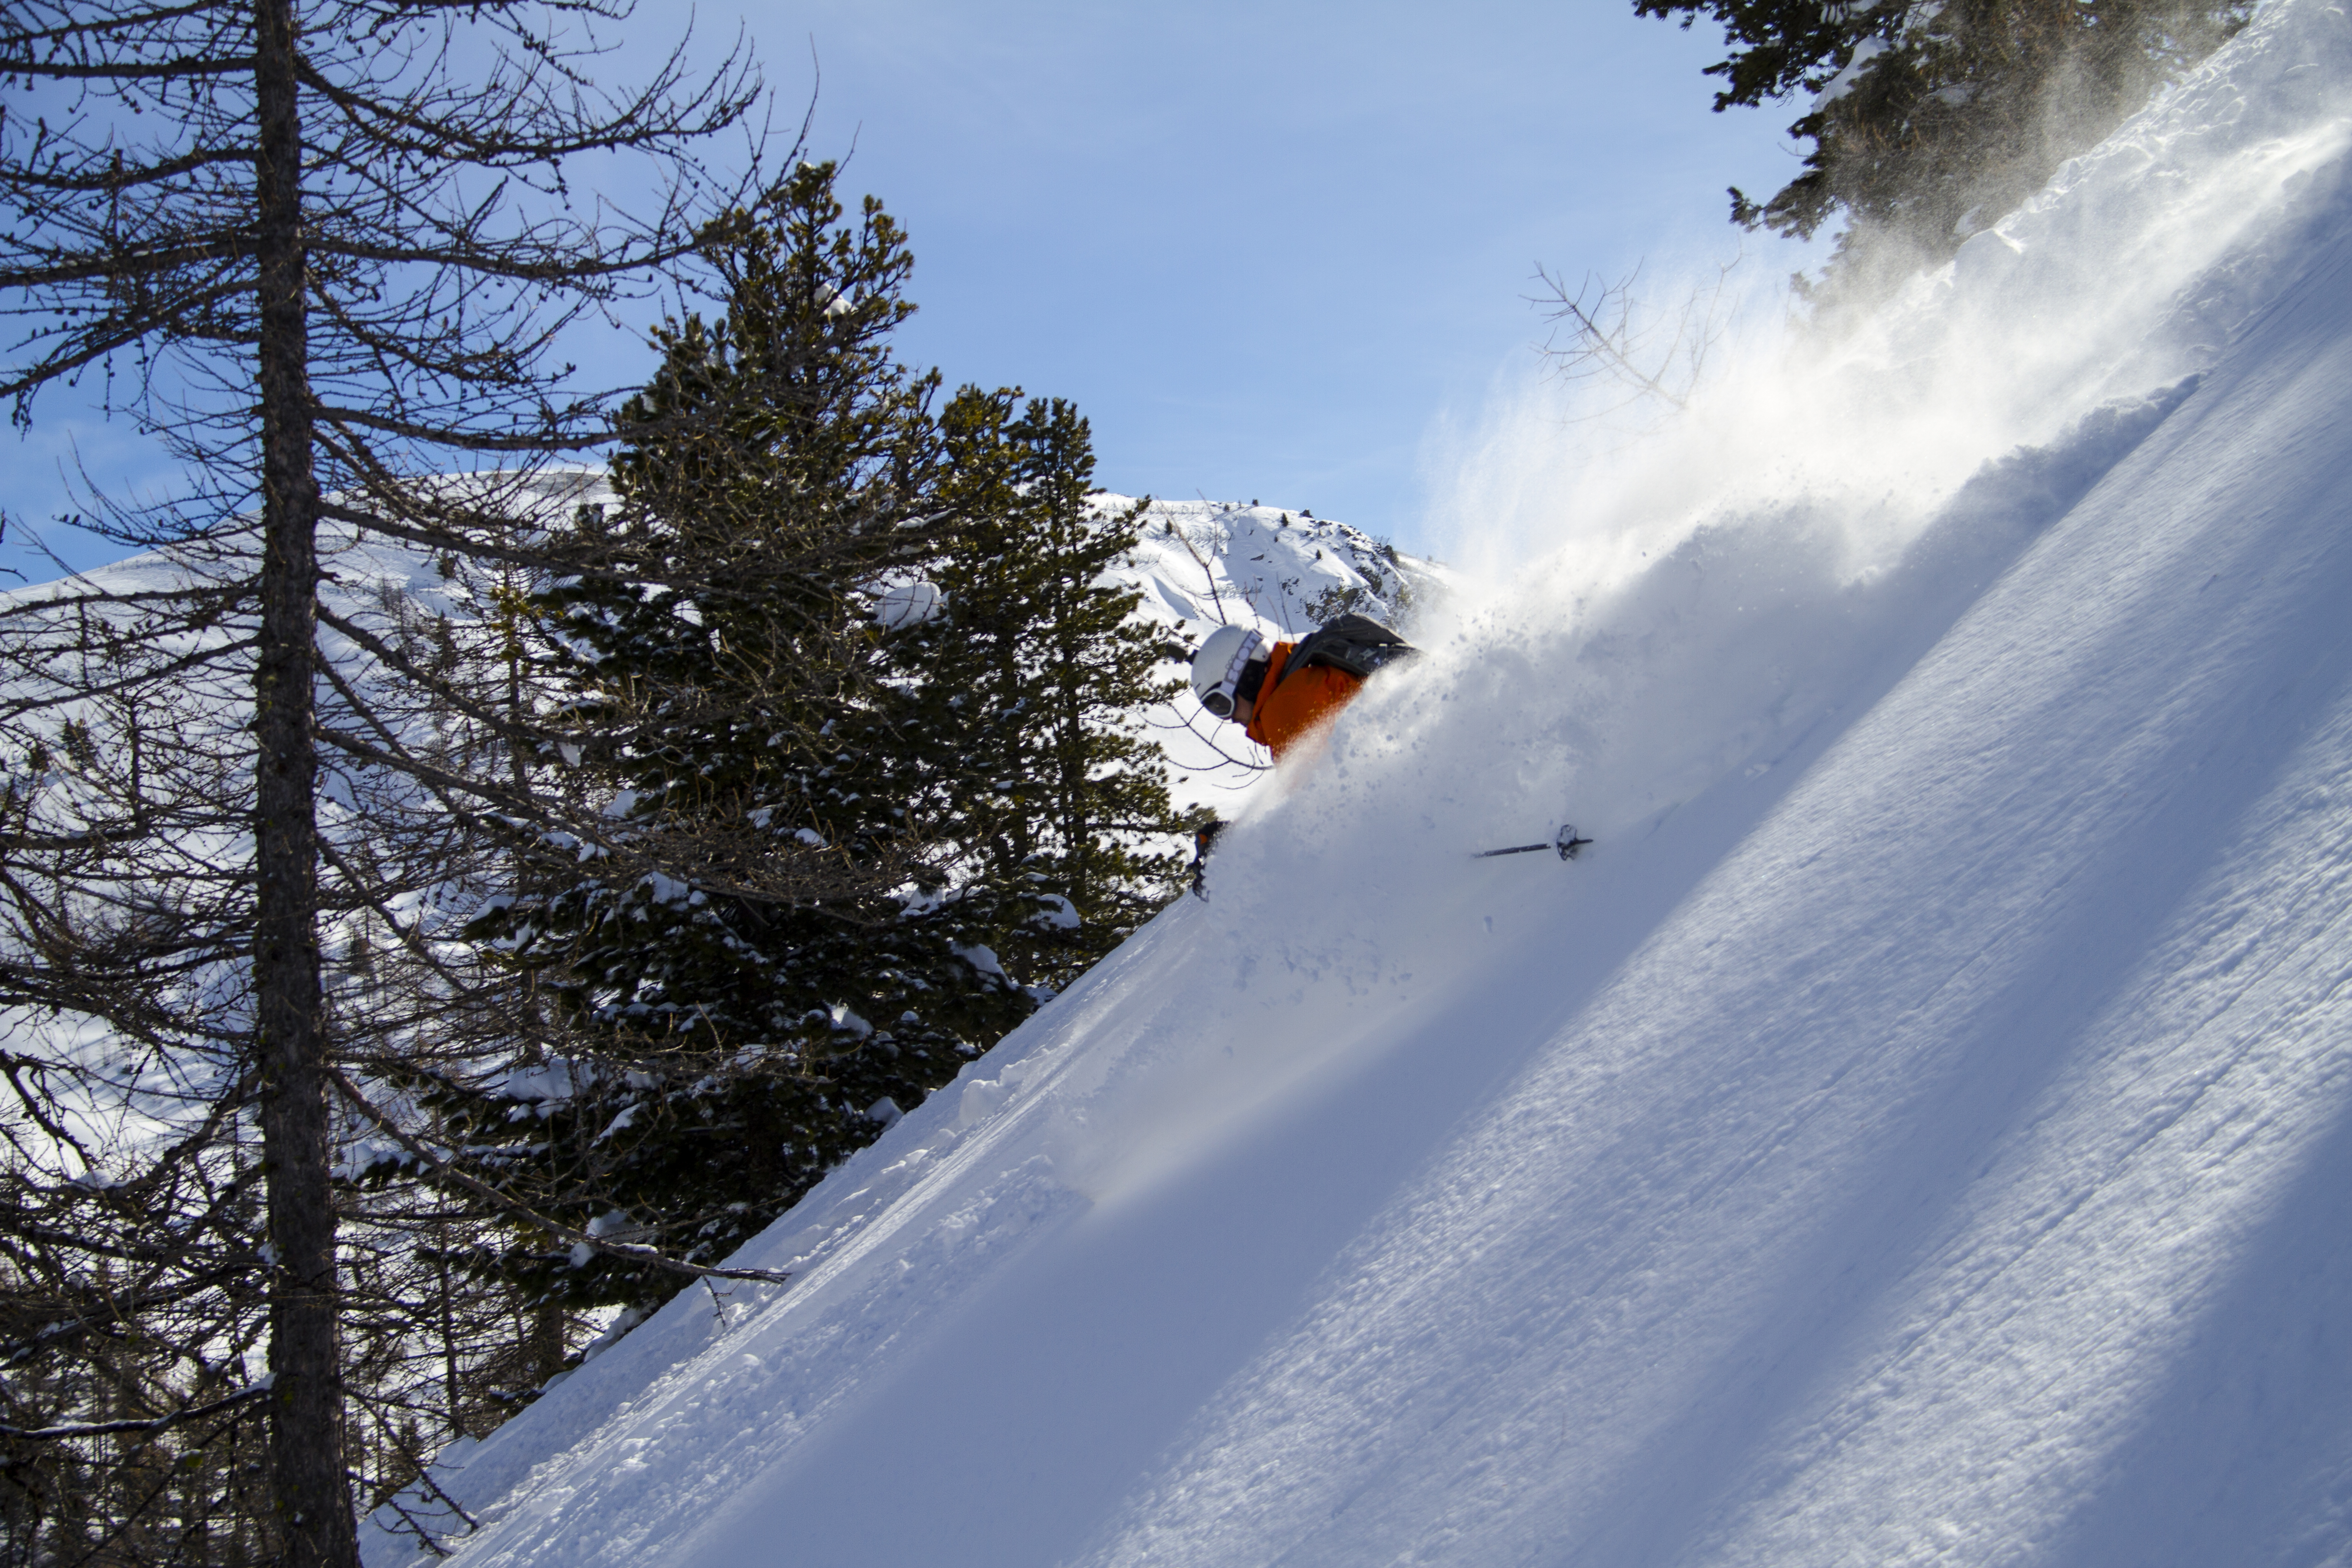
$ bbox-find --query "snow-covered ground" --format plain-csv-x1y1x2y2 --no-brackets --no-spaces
374,4,2352,1563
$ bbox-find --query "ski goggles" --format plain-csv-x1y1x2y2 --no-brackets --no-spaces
1197,630,1265,719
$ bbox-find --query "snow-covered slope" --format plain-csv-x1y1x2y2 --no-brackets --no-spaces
380,5,2352,1563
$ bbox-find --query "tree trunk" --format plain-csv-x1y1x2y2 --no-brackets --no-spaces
529,1300,568,1387
253,0,357,1561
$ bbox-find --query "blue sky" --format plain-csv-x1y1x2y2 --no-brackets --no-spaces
2,0,1817,579
769,0,1817,556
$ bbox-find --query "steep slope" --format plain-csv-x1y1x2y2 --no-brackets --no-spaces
381,5,2352,1564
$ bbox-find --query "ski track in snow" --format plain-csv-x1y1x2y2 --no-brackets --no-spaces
372,5,2352,1563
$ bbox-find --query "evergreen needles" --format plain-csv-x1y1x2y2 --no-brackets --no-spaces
1639,0,2255,292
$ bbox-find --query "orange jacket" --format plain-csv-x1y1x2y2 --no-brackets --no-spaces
1244,642,1365,760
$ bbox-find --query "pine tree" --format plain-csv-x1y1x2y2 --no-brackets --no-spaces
1638,0,2252,286
431,165,1040,1317
900,388,1195,993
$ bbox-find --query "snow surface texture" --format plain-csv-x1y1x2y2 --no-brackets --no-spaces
380,5,2352,1563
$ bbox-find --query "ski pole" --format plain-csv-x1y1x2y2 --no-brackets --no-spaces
1473,824,1592,862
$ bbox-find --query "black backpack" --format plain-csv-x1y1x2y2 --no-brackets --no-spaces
1284,612,1417,681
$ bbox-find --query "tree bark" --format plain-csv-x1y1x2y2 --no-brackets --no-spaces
252,0,357,1561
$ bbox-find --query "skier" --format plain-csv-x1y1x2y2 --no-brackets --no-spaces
1185,613,1417,896
1187,611,1417,762
1187,613,1586,894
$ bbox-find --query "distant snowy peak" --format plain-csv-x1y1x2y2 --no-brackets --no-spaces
1092,495,1448,648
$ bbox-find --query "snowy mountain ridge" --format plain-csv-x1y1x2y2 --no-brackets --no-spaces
369,3,2352,1563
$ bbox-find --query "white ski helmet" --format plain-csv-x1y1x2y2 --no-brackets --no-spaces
1190,625,1266,720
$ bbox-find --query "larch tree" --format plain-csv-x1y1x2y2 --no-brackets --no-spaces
0,2,760,1561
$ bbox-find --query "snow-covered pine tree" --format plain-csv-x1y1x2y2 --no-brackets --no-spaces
892,390,1196,994
1638,0,2251,288
420,165,1040,1317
